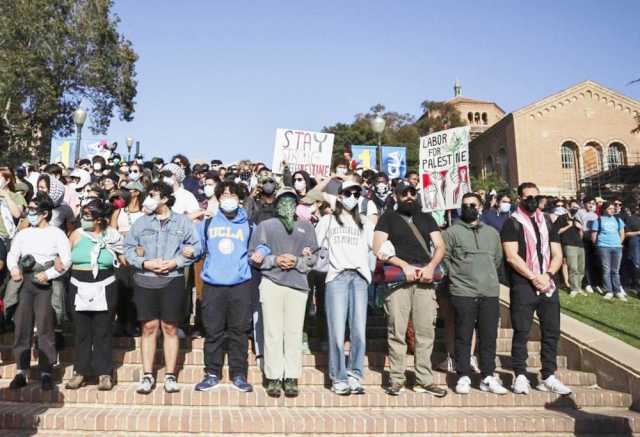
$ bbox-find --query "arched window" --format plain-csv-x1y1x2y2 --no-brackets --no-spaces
482,113,488,125
583,141,603,176
467,112,473,123
474,112,480,124
607,142,626,168
561,142,579,191
497,148,508,180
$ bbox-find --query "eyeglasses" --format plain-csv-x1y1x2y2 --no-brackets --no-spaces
342,191,361,199
614,202,622,206
401,189,417,198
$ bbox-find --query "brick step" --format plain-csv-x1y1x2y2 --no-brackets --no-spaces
0,403,637,434
0,363,597,387
0,382,629,409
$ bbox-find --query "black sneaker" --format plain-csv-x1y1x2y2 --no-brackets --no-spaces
384,382,405,396
414,383,447,397
265,379,282,398
41,374,53,391
9,373,27,390
283,378,299,398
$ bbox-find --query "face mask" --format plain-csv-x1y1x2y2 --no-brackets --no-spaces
336,167,348,176
499,202,511,214
142,196,160,214
569,207,579,215
521,196,539,214
93,163,102,171
204,185,216,198
553,207,567,216
81,219,96,231
112,197,126,209
163,176,175,187
113,159,121,165
460,204,479,223
397,199,416,216
588,205,597,212
294,180,306,193
27,213,40,227
262,182,276,195
220,197,239,213
129,171,141,181
341,195,358,211
356,169,363,176
276,197,297,234
375,183,389,197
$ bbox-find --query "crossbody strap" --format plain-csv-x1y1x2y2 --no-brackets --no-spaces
399,214,431,259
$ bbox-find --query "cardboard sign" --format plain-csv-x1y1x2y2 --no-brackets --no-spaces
272,129,334,179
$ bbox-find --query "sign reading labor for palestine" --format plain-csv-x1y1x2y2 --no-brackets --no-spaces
419,126,471,212
272,129,334,179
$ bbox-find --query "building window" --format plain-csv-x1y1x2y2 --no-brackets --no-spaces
583,141,603,176
467,112,473,123
474,112,480,124
561,144,575,169
607,142,626,168
561,142,578,192
497,148,508,180
482,112,488,125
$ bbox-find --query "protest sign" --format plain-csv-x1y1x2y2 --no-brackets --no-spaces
351,145,377,170
419,126,471,212
272,129,334,179
49,139,72,167
381,146,406,179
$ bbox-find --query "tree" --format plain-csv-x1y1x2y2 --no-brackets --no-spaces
0,0,138,167
323,100,464,172
470,171,511,194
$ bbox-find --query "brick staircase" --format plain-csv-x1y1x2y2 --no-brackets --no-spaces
0,312,638,436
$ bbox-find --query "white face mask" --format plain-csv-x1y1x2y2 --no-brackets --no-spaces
336,167,348,176
294,180,306,193
499,202,511,214
163,176,175,187
204,185,216,199
220,197,239,213
341,195,358,211
93,163,102,171
142,196,160,214
129,171,141,181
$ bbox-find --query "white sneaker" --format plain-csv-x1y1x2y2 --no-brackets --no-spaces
480,375,508,395
585,285,594,294
537,375,572,395
437,355,456,373
470,356,480,373
616,293,628,302
596,286,604,294
512,374,530,395
603,292,614,300
569,290,579,298
455,376,471,394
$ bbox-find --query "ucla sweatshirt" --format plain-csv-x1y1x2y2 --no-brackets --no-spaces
198,208,253,286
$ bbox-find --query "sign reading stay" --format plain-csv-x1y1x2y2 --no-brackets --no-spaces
272,129,334,179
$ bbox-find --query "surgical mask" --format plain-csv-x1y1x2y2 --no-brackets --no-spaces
521,196,539,214
81,219,96,231
499,202,511,214
336,167,348,176
93,163,102,171
262,182,276,195
27,213,40,227
204,185,216,198
163,176,175,187
113,159,121,165
129,171,141,181
220,197,239,213
588,205,596,212
553,207,567,216
142,196,159,214
294,180,306,193
341,195,358,211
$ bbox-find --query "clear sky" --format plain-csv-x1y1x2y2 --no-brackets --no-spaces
102,0,640,164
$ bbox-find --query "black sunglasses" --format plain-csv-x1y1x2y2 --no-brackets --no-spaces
342,191,361,199
401,189,417,197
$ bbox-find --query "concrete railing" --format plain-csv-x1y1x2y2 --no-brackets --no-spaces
498,286,640,411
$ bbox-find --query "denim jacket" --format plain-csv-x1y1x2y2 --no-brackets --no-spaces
124,212,202,277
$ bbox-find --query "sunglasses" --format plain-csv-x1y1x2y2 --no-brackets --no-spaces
342,191,361,199
401,189,417,197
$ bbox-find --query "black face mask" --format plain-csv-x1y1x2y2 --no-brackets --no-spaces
262,182,276,195
460,204,479,223
397,199,416,216
569,208,579,215
521,196,539,213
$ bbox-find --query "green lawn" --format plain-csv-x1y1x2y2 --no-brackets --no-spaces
559,289,640,349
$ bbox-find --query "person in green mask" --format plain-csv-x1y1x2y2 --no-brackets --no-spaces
249,187,318,399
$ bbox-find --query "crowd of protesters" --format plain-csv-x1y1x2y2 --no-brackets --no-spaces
0,148,634,399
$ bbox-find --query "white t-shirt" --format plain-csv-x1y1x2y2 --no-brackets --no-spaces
325,193,378,218
315,212,374,283
172,186,200,215
7,225,71,280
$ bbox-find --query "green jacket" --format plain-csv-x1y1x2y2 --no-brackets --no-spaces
442,220,503,298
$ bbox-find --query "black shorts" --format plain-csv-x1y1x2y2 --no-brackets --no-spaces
134,277,186,322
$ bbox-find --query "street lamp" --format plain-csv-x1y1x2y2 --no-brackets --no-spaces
73,106,87,164
126,136,134,162
370,115,386,171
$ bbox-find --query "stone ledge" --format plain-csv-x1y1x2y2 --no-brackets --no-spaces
499,285,640,411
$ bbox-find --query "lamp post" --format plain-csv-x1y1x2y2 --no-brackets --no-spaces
126,136,134,162
370,115,386,171
73,106,87,164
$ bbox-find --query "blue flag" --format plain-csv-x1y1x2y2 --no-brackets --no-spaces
381,146,406,179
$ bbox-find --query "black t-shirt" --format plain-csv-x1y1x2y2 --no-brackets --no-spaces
555,214,583,248
500,216,560,288
0,238,7,286
375,210,439,265
623,214,640,233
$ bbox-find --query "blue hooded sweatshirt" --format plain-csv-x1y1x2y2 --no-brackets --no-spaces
198,207,254,286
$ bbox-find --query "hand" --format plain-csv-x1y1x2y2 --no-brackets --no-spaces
250,252,265,264
135,246,145,257
182,245,195,259
532,273,551,291
302,247,312,257
276,254,296,270
418,264,435,283
143,259,165,273
159,259,178,273
574,221,582,230
402,264,417,283
34,272,48,283
54,256,65,273
10,268,22,282
204,210,214,219
331,172,345,181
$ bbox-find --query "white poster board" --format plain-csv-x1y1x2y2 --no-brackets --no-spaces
272,129,334,179
419,126,471,212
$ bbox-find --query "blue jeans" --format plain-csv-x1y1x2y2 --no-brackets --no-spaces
597,247,622,294
325,270,368,384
